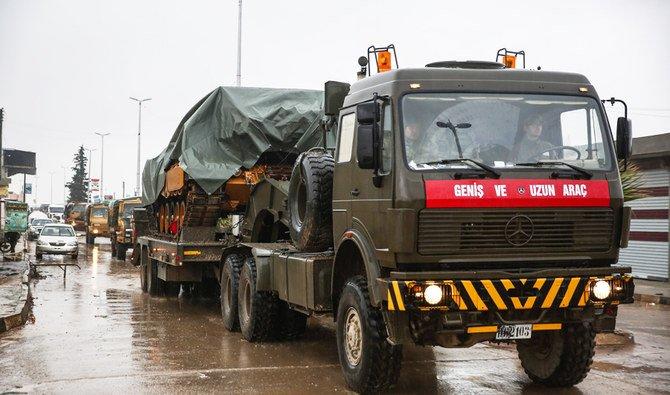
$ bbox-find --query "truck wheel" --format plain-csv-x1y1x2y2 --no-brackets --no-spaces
162,281,180,297
275,301,308,340
517,322,596,387
336,275,403,393
238,257,279,341
111,240,117,255
117,245,127,260
147,259,160,296
220,253,244,331
85,234,93,245
287,152,334,252
140,259,148,292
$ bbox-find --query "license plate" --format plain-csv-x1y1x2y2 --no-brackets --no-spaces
496,324,532,340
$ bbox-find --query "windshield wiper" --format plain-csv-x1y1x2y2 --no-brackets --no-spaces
417,158,501,179
515,161,593,179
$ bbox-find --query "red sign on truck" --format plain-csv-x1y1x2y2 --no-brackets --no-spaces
425,179,610,208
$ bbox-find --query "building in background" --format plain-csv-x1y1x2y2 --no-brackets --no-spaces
619,133,670,281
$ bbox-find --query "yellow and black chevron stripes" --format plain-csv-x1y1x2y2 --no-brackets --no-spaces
385,277,591,312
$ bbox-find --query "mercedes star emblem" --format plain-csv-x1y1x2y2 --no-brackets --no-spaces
504,215,534,246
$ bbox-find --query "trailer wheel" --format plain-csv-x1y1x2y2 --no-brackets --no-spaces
238,257,279,341
336,275,403,393
85,234,94,245
147,259,159,296
287,152,334,252
220,253,244,331
111,239,117,256
140,259,148,292
275,301,308,340
517,322,596,387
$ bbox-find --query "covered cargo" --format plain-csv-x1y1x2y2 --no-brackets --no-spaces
142,86,325,206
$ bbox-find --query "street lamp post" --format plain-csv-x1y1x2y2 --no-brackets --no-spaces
130,97,151,197
84,147,97,202
95,132,110,200
60,164,68,204
236,0,242,86
49,171,55,205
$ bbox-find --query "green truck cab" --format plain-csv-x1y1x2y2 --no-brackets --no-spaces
137,52,636,392
108,197,142,260
1,200,29,253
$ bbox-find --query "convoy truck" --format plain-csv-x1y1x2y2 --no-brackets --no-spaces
108,197,141,260
64,202,88,231
84,202,109,244
136,47,635,392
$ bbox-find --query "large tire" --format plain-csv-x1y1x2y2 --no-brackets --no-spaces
147,259,159,296
275,301,308,340
85,234,94,245
111,239,117,256
336,276,403,393
117,245,127,261
238,257,279,342
220,253,244,331
517,322,596,387
287,152,334,252
140,259,148,292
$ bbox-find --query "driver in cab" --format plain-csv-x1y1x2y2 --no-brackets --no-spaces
510,114,555,163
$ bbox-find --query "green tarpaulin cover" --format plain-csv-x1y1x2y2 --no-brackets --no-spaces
142,86,324,205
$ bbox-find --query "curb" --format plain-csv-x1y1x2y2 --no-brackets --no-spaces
634,292,670,305
0,269,33,333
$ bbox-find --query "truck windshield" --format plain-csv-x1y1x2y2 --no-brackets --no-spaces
92,207,108,218
49,206,64,213
402,93,611,170
123,204,141,218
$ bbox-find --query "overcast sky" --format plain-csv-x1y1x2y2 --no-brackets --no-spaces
1,0,668,205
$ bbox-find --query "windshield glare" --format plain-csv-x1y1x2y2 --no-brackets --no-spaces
402,93,611,170
123,204,140,217
41,226,75,237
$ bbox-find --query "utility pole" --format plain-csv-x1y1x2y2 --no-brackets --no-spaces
129,97,151,196
0,108,9,197
84,147,97,202
122,181,125,198
95,132,110,200
60,164,68,204
49,171,55,205
236,0,242,86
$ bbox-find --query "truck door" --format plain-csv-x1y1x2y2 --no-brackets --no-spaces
332,111,356,242
349,104,394,253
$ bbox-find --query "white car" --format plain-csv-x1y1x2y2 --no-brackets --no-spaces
36,224,79,259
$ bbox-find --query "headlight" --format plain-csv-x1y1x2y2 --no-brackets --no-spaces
37,240,48,245
592,280,612,300
424,284,444,305
93,229,98,234
67,241,78,246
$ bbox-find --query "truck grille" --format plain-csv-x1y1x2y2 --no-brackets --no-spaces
418,208,614,256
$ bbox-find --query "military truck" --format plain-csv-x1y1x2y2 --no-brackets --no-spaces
108,197,142,260
64,202,88,231
84,202,109,244
137,48,635,392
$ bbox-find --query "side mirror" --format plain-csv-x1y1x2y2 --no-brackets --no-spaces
324,81,350,116
356,124,375,169
616,117,633,161
356,102,380,124
355,101,381,170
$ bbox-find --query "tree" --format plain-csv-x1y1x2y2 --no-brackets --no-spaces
66,146,89,202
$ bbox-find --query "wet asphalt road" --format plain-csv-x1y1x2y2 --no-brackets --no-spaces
1,238,669,394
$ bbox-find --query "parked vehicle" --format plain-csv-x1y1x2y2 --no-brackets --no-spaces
135,46,636,392
65,202,88,231
108,197,142,260
27,218,54,240
47,205,65,222
35,223,78,259
84,203,109,244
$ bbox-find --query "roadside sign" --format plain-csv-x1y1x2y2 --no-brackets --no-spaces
24,183,32,194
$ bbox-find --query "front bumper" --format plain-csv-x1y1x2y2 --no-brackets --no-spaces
37,244,78,254
377,267,634,346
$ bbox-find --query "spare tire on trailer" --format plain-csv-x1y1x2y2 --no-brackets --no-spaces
287,151,334,252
